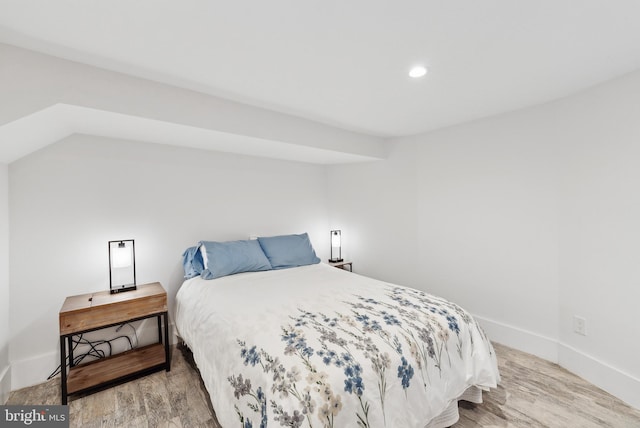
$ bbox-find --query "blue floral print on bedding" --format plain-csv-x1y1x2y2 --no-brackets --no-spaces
227,284,493,428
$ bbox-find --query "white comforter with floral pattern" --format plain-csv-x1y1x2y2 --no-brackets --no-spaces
175,263,499,428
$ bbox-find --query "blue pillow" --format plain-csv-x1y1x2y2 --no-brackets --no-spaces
181,246,204,279
199,239,272,280
257,233,320,269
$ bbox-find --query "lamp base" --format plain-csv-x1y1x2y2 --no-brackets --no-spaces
328,258,344,263
110,285,137,294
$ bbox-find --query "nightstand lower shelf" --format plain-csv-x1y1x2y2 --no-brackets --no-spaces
67,343,166,394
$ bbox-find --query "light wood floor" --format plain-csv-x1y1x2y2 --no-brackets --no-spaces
6,343,640,427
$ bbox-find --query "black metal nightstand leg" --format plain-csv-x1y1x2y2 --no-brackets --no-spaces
60,336,67,405
68,336,74,367
164,312,170,371
157,315,162,343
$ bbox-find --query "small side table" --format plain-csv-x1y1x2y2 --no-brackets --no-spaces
59,282,170,404
329,261,353,272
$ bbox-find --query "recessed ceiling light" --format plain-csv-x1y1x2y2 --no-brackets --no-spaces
409,65,428,78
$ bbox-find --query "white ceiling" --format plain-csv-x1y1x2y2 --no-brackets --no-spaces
1,1,640,138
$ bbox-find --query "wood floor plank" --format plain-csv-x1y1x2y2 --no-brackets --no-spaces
113,382,146,425
139,373,174,428
156,416,183,428
6,342,640,427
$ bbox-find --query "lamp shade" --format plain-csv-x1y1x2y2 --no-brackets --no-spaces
108,239,137,294
111,242,132,268
331,231,341,248
329,230,343,263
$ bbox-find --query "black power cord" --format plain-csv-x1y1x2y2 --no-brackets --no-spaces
48,322,138,380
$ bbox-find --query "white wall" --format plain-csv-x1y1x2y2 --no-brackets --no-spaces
327,142,420,287
8,135,329,389
0,162,10,403
556,71,640,403
329,107,561,359
412,110,561,355
328,70,640,409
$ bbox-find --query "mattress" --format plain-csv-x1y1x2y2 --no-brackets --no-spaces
176,263,499,427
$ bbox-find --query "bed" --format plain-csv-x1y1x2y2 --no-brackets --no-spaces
175,235,500,428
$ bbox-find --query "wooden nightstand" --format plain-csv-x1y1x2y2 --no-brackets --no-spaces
329,261,353,272
59,282,170,404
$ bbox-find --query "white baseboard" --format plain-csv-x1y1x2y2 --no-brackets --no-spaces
473,314,559,363
10,321,179,391
11,351,58,392
559,343,640,410
0,363,10,404
474,314,640,411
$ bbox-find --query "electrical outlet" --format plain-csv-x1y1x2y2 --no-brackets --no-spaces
573,315,587,336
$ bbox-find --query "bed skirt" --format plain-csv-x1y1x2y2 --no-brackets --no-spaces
425,386,484,428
